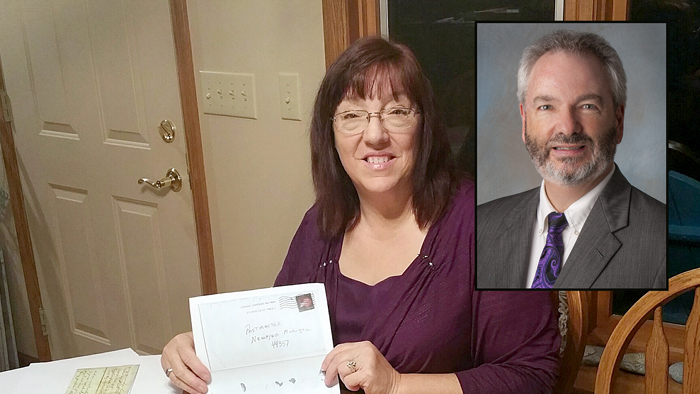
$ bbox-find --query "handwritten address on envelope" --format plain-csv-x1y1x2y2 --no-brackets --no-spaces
190,283,336,394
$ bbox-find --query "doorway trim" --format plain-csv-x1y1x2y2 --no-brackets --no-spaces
169,0,217,295
564,0,629,20
322,0,380,68
0,61,52,362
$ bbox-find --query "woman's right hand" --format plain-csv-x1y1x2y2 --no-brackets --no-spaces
161,332,211,394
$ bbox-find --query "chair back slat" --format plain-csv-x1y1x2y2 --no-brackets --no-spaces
645,307,668,394
683,288,700,394
595,268,700,394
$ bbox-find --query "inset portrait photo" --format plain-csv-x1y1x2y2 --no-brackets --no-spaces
476,23,667,290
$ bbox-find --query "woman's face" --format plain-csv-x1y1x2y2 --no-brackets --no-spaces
333,92,419,199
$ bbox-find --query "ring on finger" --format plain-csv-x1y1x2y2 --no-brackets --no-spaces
165,367,174,378
346,360,357,373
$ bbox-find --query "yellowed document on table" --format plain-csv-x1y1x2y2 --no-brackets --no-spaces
64,365,139,394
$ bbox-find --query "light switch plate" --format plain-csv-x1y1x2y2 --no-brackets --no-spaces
278,73,301,121
200,71,257,119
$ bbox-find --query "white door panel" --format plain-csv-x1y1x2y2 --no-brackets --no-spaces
0,0,201,358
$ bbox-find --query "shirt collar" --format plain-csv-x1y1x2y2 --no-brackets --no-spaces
536,164,616,234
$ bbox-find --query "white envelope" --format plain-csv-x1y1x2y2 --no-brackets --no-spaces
190,283,337,394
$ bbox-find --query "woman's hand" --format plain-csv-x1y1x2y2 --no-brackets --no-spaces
160,332,211,394
321,341,401,394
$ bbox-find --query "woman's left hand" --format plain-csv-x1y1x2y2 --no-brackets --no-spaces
321,341,401,394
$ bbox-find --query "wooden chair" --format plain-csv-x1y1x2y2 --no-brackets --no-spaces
554,291,590,394
595,268,700,394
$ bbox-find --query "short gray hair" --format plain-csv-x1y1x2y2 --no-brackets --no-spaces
517,30,627,108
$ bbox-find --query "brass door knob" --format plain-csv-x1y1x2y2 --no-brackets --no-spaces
138,168,182,192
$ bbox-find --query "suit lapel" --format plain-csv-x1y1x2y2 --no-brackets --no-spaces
553,204,621,288
554,167,632,288
496,188,538,287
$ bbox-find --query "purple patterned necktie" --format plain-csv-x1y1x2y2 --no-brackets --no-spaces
531,212,568,289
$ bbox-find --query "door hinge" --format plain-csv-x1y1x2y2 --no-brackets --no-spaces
39,307,48,336
0,89,12,123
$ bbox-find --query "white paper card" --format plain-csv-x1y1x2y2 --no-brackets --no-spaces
131,355,182,394
190,284,336,394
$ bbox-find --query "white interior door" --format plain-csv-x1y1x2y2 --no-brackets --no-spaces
0,0,202,358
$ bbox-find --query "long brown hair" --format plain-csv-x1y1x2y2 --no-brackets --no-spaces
310,36,459,238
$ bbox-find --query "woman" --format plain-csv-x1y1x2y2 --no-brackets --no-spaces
162,37,560,394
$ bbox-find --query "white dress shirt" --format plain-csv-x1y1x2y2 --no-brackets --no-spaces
526,164,617,287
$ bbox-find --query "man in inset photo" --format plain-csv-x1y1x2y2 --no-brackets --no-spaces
476,24,666,289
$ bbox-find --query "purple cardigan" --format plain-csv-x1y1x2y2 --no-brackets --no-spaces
275,181,560,393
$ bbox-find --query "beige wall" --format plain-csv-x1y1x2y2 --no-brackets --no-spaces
188,0,325,292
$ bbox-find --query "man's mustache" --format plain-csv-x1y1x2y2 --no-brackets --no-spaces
546,133,593,149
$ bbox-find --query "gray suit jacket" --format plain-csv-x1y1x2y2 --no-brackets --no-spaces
476,167,667,289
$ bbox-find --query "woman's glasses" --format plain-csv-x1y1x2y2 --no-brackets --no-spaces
332,107,419,135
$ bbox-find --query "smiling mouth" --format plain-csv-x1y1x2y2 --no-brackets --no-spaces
365,156,394,163
553,146,585,151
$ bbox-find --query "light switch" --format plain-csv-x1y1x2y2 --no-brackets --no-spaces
232,73,257,119
200,71,221,114
278,73,301,121
200,71,257,119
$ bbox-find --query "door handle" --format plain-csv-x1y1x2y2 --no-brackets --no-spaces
138,168,182,192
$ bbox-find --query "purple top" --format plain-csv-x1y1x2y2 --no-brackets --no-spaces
275,181,560,393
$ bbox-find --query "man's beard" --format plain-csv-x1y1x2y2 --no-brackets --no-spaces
524,123,618,187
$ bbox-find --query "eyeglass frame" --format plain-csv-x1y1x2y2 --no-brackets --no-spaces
331,107,421,135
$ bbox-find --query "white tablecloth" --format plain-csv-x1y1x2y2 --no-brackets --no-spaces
0,348,182,394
